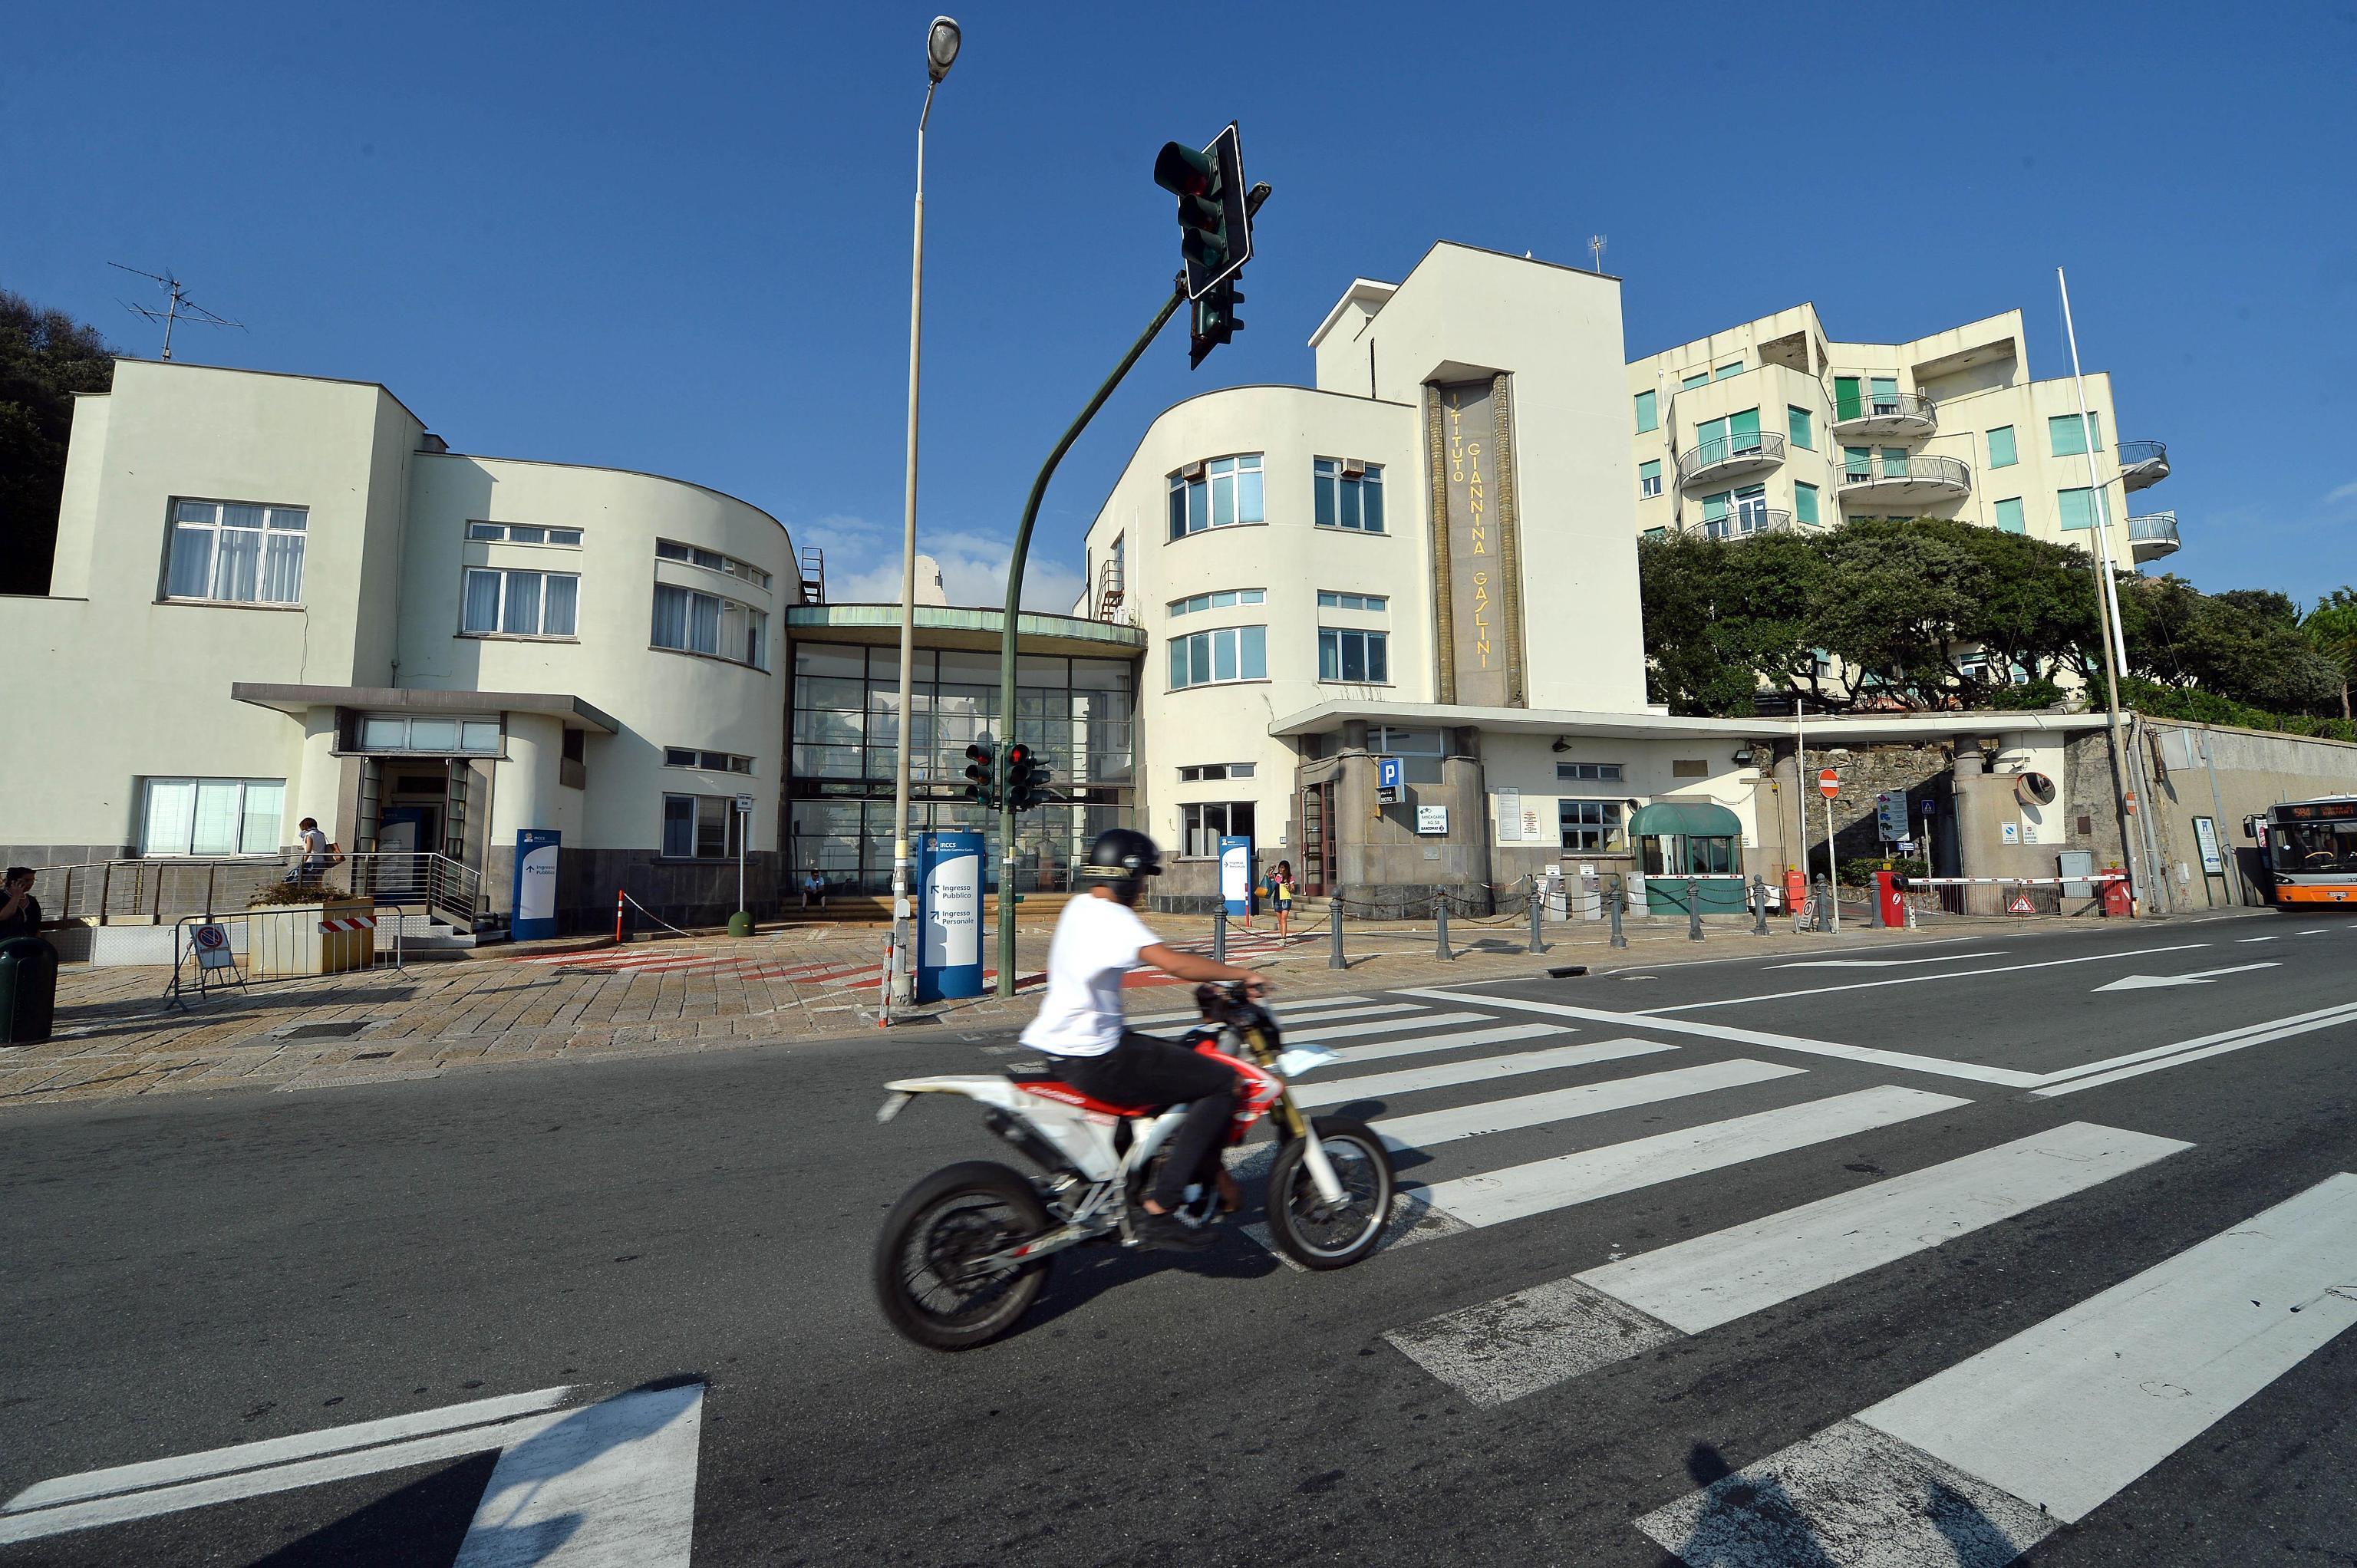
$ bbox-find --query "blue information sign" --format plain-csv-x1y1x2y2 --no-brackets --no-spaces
1218,835,1254,918
916,831,984,1002
512,828,561,942
1376,756,1403,803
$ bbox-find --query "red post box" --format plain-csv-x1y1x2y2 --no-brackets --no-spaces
2099,873,2133,917
1874,870,1907,927
1783,866,1807,911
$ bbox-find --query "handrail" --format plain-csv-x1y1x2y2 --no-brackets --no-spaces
2128,511,2180,544
1831,389,1936,426
1836,452,1970,489
2118,439,2168,467
21,848,483,930
1690,508,1795,539
1676,430,1787,483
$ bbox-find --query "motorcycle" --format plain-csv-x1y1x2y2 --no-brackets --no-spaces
872,983,1395,1351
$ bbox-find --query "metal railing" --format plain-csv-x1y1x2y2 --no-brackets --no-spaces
25,849,483,930
336,852,484,929
1676,430,1787,485
1836,452,1971,491
2128,511,2181,546
1692,507,1794,540
2118,440,2170,489
1832,390,1937,427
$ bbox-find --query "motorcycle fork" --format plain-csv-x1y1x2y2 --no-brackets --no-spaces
1242,1023,1348,1209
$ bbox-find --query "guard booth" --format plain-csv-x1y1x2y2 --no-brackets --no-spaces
1630,800,1748,914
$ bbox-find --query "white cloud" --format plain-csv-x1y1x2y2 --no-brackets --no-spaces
2327,480,2357,506
795,515,1084,614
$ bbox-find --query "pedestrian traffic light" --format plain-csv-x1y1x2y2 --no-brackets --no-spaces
964,741,998,810
1005,744,1053,812
1153,123,1251,302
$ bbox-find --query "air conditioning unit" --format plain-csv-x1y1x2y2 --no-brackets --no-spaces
1179,460,1206,481
1340,458,1368,479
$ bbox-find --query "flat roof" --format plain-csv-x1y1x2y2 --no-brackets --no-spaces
1268,698,2108,742
785,604,1146,659
231,684,619,733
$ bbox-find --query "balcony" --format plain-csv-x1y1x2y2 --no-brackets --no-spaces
1837,451,1972,506
1830,389,1937,441
2118,439,2170,492
1678,430,1786,489
2129,510,2181,564
1683,508,1794,541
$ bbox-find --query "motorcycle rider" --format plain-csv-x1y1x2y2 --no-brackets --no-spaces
1021,828,1268,1251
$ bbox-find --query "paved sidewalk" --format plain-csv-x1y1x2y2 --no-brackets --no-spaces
1,906,2072,1111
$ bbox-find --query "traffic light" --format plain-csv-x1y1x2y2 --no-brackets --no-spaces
964,741,998,810
1153,123,1251,302
1005,744,1054,813
1189,278,1242,370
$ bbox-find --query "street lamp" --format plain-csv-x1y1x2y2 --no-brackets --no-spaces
888,16,960,1018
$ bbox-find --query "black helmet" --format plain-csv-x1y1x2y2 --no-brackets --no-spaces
1080,828,1162,901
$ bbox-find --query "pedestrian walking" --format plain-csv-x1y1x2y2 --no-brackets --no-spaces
295,818,336,884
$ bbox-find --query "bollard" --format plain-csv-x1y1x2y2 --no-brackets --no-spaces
1812,874,1831,933
1609,880,1629,949
1527,875,1546,955
1329,898,1347,970
1686,878,1704,941
1212,905,1226,965
1434,892,1452,960
614,888,626,944
1864,873,1881,929
1751,875,1770,936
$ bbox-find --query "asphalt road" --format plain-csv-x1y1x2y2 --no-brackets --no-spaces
4,908,2355,1566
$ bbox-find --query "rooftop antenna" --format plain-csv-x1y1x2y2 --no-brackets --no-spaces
108,263,243,361
1589,235,1607,272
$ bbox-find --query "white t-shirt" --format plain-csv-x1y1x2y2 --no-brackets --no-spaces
1019,894,1159,1057
300,826,328,860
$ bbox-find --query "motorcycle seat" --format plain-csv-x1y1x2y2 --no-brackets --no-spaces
1008,1072,1157,1118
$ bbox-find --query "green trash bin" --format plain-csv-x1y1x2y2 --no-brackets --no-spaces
0,936,59,1044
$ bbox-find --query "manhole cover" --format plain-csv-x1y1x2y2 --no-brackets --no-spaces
282,1021,371,1040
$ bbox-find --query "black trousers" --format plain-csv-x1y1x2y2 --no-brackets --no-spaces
1053,1033,1238,1209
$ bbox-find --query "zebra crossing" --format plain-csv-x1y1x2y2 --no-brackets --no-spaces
1172,986,2357,1567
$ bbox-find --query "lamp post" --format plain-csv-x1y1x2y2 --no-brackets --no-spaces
886,16,961,1018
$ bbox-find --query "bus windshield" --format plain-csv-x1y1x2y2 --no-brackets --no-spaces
2270,819,2357,873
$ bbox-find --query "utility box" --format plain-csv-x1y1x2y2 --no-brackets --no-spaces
2057,851,2096,901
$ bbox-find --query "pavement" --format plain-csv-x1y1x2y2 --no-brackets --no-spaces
5,904,2355,1564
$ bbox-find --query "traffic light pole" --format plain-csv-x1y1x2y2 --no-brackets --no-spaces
995,274,1188,996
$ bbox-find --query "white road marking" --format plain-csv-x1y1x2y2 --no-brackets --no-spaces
2237,935,2280,943
5,1386,574,1510
1294,1038,1678,1108
1387,1278,1681,1407
2092,961,2280,992
1330,1022,1567,1066
1771,950,2005,970
1401,990,2045,1088
1637,944,2211,1013
2033,1000,2357,1097
455,1382,703,1567
1419,1086,1969,1230
1374,1059,1805,1150
2299,927,2330,934
1285,1010,1495,1043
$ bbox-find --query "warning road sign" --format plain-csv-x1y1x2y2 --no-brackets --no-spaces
2007,894,2037,915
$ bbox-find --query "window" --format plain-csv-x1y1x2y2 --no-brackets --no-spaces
662,793,743,859
463,568,579,636
165,499,306,604
1693,408,1762,468
664,747,754,774
467,522,582,546
1869,376,1900,415
1317,627,1389,683
1181,801,1255,858
1642,526,1668,542
653,584,768,667
1370,724,1445,785
1881,446,1910,476
1168,454,1264,539
1168,624,1268,689
1714,361,1742,380
356,713,503,753
1178,763,1255,782
1633,390,1658,433
1313,458,1385,533
1559,799,1625,853
1795,482,1821,526
1639,459,1663,499
2058,486,2105,532
1986,426,2018,468
139,777,286,857
1316,591,1387,611
1834,377,1864,421
1680,371,1709,391
655,539,770,588
2049,412,2103,457
1993,497,2026,534
1788,405,1813,450
1672,759,1709,778
1844,446,1871,481
1169,588,1265,617
1556,762,1625,782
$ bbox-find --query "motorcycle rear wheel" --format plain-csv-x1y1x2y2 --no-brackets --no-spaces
1264,1118,1393,1270
873,1160,1051,1351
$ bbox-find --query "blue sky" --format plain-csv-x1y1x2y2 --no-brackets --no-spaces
9,2,2355,609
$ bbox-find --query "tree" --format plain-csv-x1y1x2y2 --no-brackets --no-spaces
2305,588,2357,721
2116,575,2339,713
0,292,117,597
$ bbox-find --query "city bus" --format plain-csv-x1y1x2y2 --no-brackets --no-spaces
2252,796,2357,908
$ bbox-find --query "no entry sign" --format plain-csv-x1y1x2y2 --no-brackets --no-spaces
1818,768,1841,798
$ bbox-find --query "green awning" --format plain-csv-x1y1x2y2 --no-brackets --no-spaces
1627,800,1741,838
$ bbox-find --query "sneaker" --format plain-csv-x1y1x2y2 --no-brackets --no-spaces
1134,1211,1213,1252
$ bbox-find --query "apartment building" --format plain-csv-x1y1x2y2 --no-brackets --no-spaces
1626,305,2177,568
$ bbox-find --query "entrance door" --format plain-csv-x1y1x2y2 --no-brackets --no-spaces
376,806,436,898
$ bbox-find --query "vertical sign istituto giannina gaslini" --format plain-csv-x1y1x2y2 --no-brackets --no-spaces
1426,376,1527,708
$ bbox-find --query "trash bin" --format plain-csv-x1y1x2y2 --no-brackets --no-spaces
0,936,60,1044
2099,874,2133,918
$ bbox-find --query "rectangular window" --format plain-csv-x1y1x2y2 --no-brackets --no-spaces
1834,377,1863,421
652,584,766,667
354,714,501,754
1317,628,1389,684
1315,591,1387,611
664,747,754,772
656,539,769,588
1729,407,1762,455
2049,412,2103,456
1180,801,1257,859
1844,446,1871,480
165,499,307,605
1638,459,1663,499
2058,486,2102,532
1169,624,1268,689
1714,361,1742,380
462,568,579,636
661,793,743,860
1642,526,1667,542
1680,371,1709,391
1795,482,1820,525
1869,376,1900,415
1169,454,1265,539
1788,406,1813,450
1369,725,1446,785
1313,458,1385,533
469,522,583,546
1881,446,1909,476
1633,390,1657,433
1986,426,2018,468
1178,763,1256,783
1558,799,1625,853
1169,588,1266,616
1994,497,2026,534
1701,490,1729,533
139,777,287,857
1555,762,1625,782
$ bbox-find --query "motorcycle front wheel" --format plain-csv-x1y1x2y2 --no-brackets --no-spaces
1264,1118,1393,1270
873,1160,1050,1351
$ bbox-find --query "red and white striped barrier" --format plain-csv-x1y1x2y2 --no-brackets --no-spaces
318,914,377,933
1898,875,2125,887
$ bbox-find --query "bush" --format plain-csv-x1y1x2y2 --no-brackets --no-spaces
248,879,326,907
1839,855,1927,887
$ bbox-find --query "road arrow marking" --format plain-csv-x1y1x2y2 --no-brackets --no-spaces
2093,962,2280,993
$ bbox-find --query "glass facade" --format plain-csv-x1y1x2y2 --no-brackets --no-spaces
787,641,1136,893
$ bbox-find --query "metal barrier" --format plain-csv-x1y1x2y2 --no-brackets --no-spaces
164,904,403,1010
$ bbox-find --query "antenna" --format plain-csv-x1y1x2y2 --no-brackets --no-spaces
1588,235,1607,272
108,263,244,361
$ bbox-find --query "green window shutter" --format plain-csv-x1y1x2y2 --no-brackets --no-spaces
1638,459,1662,494
1696,416,1728,465
1729,407,1761,451
1703,491,1730,522
1881,446,1909,474
1987,426,2017,468
1788,406,1811,450
1682,371,1709,390
2058,487,2095,530
2050,414,2090,457
1642,526,1666,542
2087,410,2102,450
1844,446,1870,479
1633,390,1657,433
1869,376,1898,412
1994,497,2025,533
1714,361,1742,380
1795,483,1819,525
1834,377,1862,421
